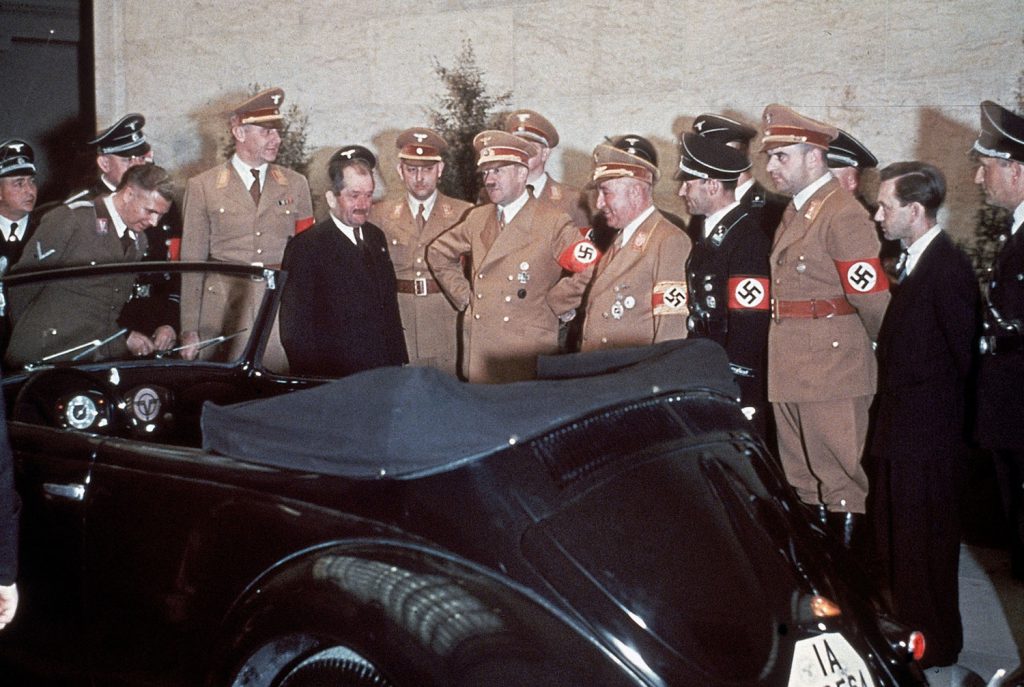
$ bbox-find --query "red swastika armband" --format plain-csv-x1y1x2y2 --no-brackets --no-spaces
558,237,602,273
295,216,315,234
834,257,888,295
652,281,688,315
727,276,771,310
167,237,182,261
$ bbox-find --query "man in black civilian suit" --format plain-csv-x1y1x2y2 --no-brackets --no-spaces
280,146,407,377
690,113,787,242
870,162,978,676
973,100,1024,580
676,133,771,436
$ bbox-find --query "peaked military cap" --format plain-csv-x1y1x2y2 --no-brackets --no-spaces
0,139,36,177
330,145,377,169
760,104,837,151
609,134,659,166
675,133,751,182
589,141,660,187
396,127,446,163
474,130,537,168
973,100,1024,163
232,87,285,129
827,129,877,169
89,113,150,157
692,113,757,146
504,109,559,148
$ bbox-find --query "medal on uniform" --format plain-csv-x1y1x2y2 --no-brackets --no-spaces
611,301,624,319
95,218,109,235
623,296,635,309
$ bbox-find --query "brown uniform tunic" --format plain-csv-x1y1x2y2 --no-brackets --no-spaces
428,197,592,383
369,192,471,375
768,177,890,512
180,161,313,371
580,209,691,351
535,173,591,228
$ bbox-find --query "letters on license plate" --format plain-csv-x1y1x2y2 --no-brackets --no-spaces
787,632,877,687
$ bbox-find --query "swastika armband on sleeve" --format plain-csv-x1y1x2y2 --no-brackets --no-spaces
295,216,315,234
834,257,889,295
558,238,602,273
652,281,688,315
727,276,770,310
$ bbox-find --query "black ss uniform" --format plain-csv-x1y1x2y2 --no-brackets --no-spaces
686,205,772,436
977,223,1024,576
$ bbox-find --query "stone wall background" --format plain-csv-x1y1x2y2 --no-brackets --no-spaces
95,0,1024,242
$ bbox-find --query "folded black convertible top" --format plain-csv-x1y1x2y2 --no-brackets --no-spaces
201,339,738,478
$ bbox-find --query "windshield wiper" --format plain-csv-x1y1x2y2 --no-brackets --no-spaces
156,329,248,358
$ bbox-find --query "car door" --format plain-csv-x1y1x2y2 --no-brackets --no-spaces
0,422,97,680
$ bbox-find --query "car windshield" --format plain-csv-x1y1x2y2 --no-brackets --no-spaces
0,262,281,375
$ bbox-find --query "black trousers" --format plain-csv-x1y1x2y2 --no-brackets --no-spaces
992,449,1024,576
873,455,965,668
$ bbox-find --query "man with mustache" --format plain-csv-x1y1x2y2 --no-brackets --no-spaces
280,146,406,378
369,128,471,375
428,131,597,383
179,87,313,370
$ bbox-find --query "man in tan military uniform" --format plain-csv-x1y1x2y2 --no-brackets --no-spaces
579,143,691,351
369,128,471,375
428,131,597,383
180,87,314,370
761,105,890,546
504,109,591,227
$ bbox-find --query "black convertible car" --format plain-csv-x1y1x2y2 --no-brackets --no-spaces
0,263,932,686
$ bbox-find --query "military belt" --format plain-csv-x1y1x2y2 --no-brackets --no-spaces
771,296,856,322
396,277,441,296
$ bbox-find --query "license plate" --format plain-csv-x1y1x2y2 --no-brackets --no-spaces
788,632,877,687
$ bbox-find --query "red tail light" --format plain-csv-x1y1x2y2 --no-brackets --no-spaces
907,631,926,662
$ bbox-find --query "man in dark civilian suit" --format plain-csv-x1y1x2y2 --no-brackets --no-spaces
676,133,771,437
972,100,1024,580
280,146,407,378
870,162,979,675
690,113,787,242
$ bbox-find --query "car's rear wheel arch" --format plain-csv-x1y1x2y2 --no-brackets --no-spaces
208,542,640,687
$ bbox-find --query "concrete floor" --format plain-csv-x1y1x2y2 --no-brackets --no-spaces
959,544,1023,682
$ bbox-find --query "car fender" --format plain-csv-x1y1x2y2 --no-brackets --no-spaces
208,540,646,687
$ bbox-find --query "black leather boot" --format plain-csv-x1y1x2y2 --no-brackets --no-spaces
827,511,863,551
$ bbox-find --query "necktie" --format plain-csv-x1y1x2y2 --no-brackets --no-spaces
895,249,909,282
8,222,18,243
121,231,135,256
526,184,535,198
497,208,506,231
249,169,261,207
416,203,426,233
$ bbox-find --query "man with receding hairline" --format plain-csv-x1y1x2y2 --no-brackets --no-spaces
280,146,406,378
